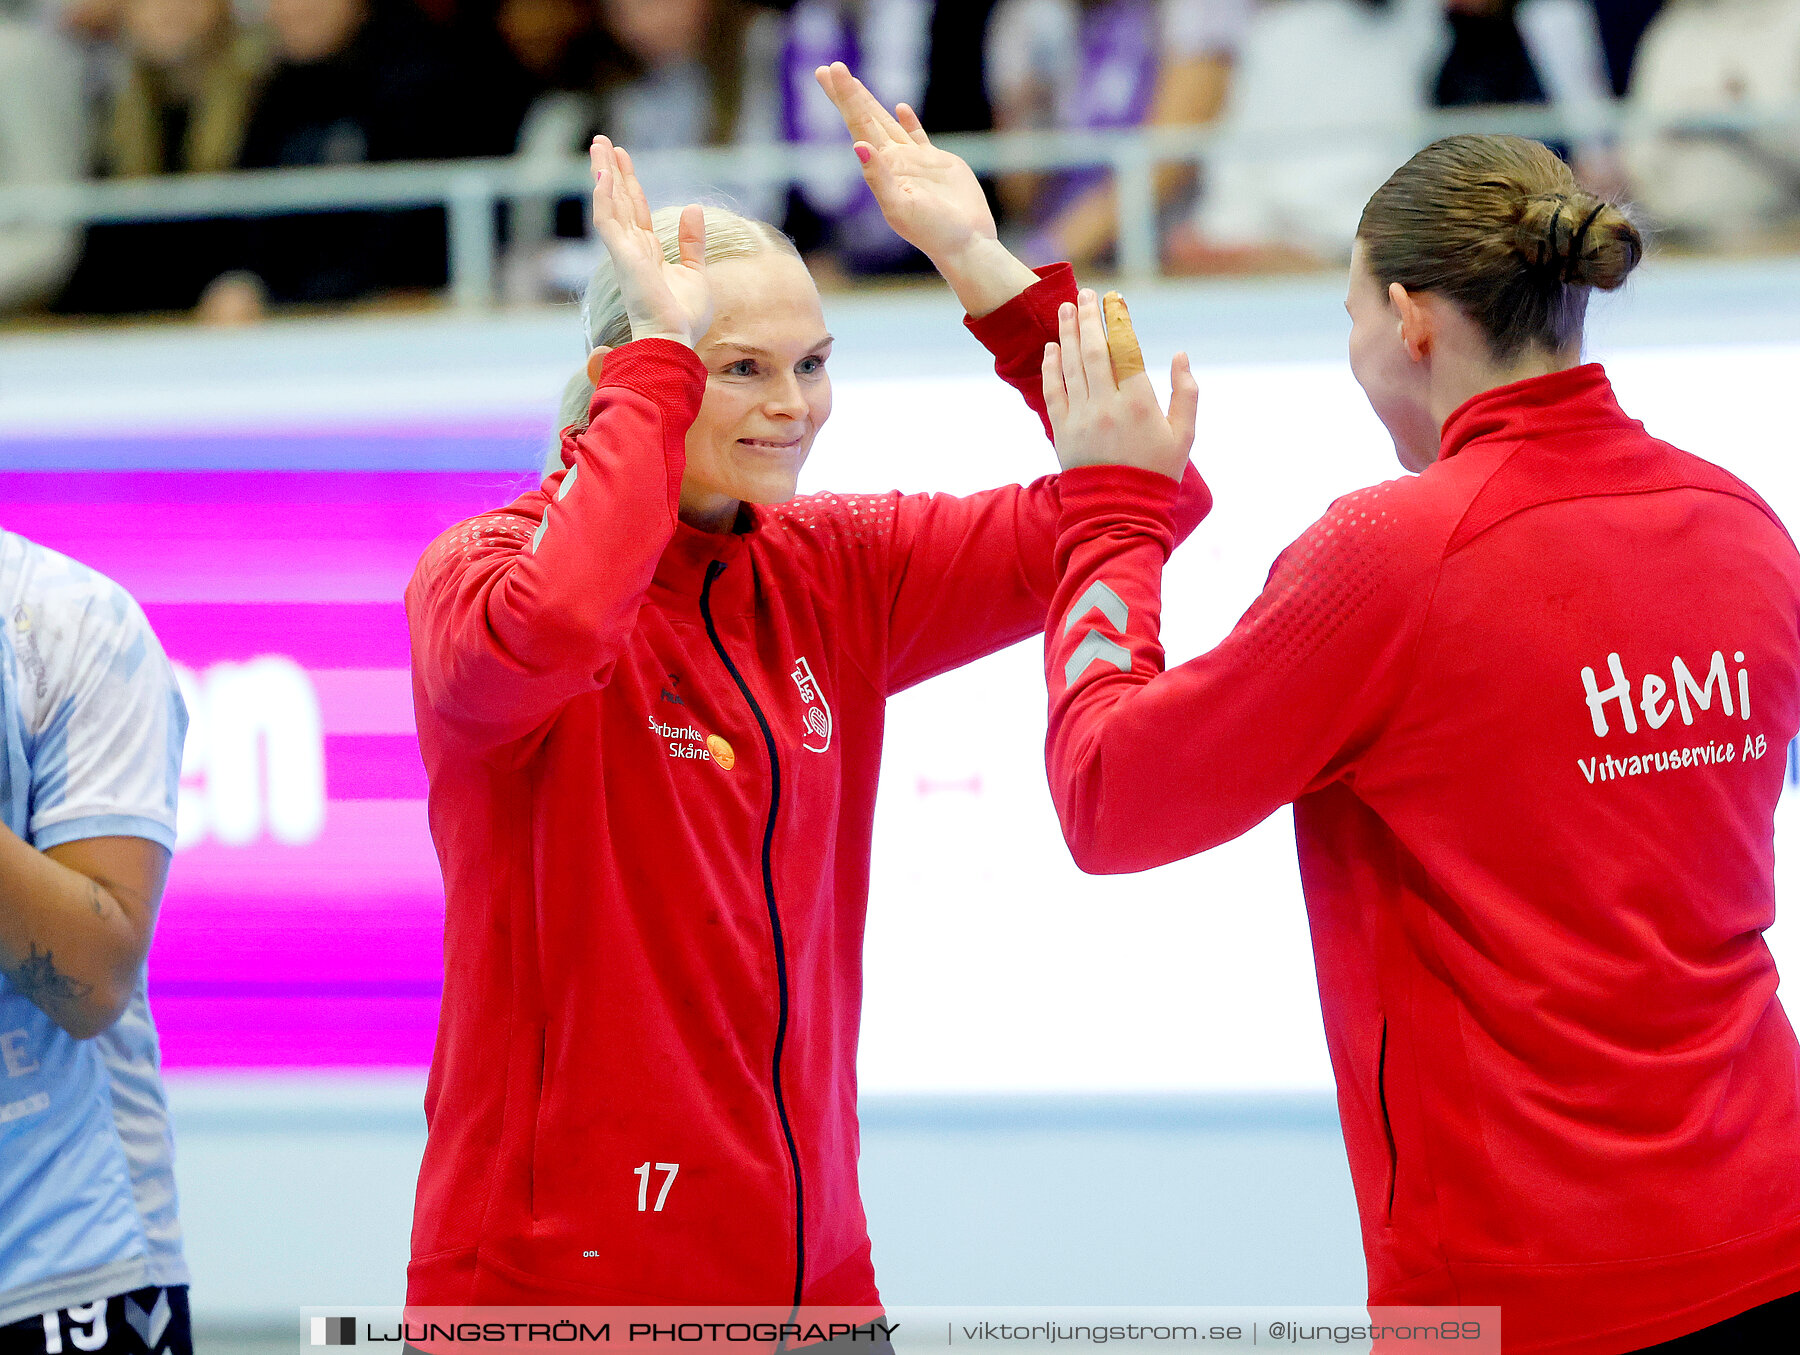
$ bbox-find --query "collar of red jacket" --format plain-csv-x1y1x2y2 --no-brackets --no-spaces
650,502,768,611
1438,362,1643,461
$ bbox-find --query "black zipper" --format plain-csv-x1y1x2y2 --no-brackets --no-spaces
700,559,805,1309
1377,1016,1397,1221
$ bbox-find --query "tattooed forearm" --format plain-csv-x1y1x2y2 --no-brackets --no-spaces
7,943,95,1007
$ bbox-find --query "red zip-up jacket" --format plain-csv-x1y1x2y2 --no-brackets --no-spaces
404,264,1207,1308
1044,365,1800,1354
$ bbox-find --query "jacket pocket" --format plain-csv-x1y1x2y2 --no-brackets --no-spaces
1377,1015,1397,1223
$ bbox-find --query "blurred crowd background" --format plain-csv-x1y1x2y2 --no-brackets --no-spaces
0,0,1795,324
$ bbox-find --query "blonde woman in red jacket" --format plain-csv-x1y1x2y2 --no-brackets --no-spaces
404,66,1205,1312
1039,134,1800,1354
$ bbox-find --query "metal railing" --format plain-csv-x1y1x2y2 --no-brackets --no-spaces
2,102,1796,308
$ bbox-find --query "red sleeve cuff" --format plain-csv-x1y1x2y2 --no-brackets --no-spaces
1171,461,1214,541
963,262,1078,355
1055,464,1183,568
582,337,706,523
588,337,708,424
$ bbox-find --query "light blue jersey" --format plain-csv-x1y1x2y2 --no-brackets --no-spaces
0,529,189,1327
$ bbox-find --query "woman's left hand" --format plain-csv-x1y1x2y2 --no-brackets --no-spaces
1043,290,1199,482
815,61,996,264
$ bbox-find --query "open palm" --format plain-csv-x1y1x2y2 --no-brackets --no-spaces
815,62,996,263
589,135,712,346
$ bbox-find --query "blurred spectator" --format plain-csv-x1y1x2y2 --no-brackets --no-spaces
565,0,761,182
105,0,266,175
1622,0,1800,248
1166,0,1443,272
55,0,132,104
214,0,502,313
504,0,779,300
0,4,86,314
770,0,933,275
985,0,1248,268
920,0,1001,135
54,0,270,315
1590,0,1664,95
59,0,123,41
443,0,578,161
1434,0,1619,186
509,1,1015,296
1433,0,1539,106
1522,1,1625,191
497,0,598,95
1166,0,1623,272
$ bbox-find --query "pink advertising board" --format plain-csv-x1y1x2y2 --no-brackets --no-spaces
1,457,540,1067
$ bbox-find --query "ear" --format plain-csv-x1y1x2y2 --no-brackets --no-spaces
585,345,612,386
1389,282,1431,363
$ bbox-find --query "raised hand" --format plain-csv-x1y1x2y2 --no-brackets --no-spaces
1042,290,1198,482
589,135,713,347
814,62,996,264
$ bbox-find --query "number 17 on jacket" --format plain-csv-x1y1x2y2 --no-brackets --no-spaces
634,1162,680,1212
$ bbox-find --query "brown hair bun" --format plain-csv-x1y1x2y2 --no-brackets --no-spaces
1358,134,1645,359
1514,192,1643,292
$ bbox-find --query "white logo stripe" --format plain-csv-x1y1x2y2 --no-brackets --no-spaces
1063,580,1129,634
1065,632,1132,686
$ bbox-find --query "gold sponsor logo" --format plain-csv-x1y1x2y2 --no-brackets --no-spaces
706,735,736,771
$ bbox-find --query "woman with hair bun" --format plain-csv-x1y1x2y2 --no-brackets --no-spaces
402,66,1206,1312
1038,133,1800,1352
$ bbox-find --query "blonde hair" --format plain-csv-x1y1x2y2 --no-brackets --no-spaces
1357,135,1644,361
549,205,800,470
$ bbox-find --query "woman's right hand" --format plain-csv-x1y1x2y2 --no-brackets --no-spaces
590,136,713,347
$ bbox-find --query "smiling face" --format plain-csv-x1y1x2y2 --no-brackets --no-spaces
1346,242,1440,473
680,252,833,531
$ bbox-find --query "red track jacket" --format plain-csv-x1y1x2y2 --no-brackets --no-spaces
1044,364,1800,1354
404,265,1206,1308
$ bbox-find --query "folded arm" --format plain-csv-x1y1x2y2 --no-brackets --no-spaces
3,587,184,1038
1,832,168,1039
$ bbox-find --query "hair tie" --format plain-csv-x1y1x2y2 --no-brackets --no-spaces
1563,202,1608,283
1540,202,1565,272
